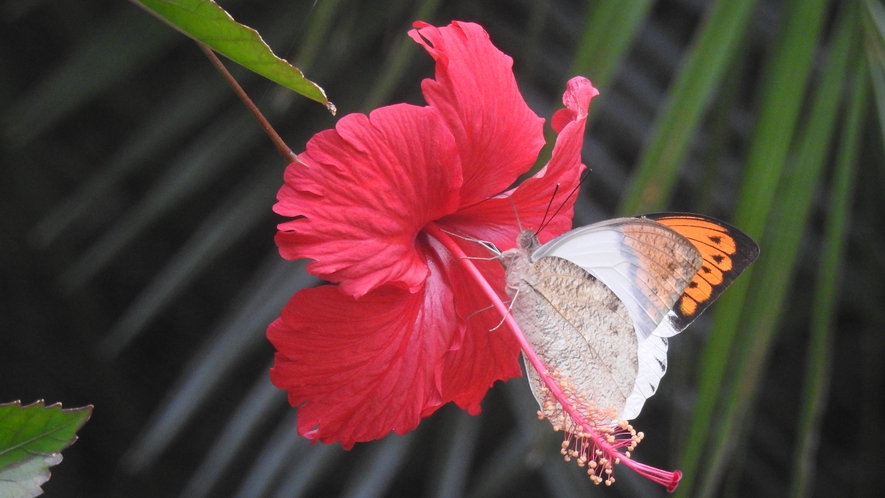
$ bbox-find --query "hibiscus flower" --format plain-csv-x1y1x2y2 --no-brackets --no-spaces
267,20,679,491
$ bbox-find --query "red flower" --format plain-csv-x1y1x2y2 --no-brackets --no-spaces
267,21,595,449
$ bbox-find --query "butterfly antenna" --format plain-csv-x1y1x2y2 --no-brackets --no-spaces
538,183,560,231
537,169,589,233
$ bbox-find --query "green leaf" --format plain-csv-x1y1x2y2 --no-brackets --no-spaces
618,0,756,215
863,0,885,146
692,1,854,495
675,0,830,494
0,401,92,497
533,0,654,176
0,453,63,498
788,47,867,498
130,0,334,111
569,0,654,95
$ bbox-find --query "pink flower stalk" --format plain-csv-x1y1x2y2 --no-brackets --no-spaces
268,20,680,491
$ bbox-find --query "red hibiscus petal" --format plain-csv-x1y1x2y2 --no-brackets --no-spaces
274,104,462,298
268,260,458,449
427,236,522,414
439,76,598,250
410,21,545,207
510,77,597,243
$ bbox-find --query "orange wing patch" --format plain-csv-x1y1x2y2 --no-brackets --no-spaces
643,213,760,331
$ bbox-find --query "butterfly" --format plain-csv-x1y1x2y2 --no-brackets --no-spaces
501,213,760,423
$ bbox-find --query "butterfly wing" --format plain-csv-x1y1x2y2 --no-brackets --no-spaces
529,214,757,419
507,253,639,424
643,213,760,332
531,217,703,342
529,218,702,418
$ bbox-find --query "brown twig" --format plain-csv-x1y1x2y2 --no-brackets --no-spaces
198,43,299,164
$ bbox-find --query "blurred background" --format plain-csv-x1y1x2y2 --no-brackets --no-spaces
2,0,883,496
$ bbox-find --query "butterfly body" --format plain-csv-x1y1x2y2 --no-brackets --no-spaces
501,213,759,422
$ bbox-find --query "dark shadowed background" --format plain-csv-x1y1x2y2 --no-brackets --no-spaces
2,0,883,496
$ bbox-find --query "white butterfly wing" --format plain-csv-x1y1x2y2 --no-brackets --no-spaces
532,218,702,340
622,333,668,419
530,218,702,419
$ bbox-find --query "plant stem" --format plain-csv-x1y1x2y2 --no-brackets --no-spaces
198,43,299,164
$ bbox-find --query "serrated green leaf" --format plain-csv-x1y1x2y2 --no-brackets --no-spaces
0,401,92,497
130,0,333,111
0,453,63,498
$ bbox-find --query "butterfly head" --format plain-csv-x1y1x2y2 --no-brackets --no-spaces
515,229,540,252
